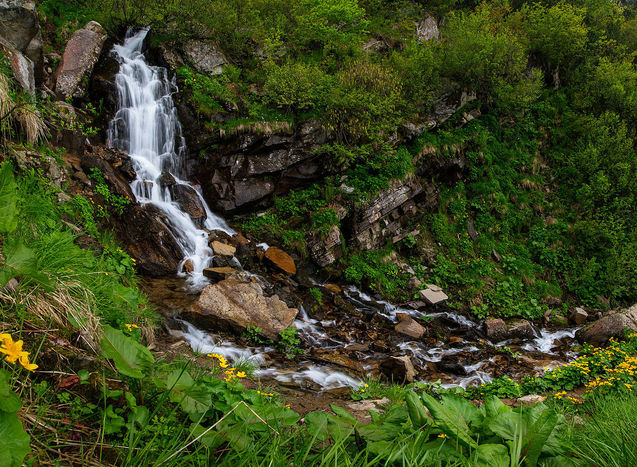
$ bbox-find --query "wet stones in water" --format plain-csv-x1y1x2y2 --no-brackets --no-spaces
394,314,425,339
202,266,241,282
264,246,296,275
211,241,236,257
380,355,416,383
484,318,537,342
182,259,194,274
324,283,342,294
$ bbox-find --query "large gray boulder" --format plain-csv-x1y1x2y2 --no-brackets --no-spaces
55,21,106,99
185,278,298,338
183,40,227,75
576,304,637,346
0,1,39,53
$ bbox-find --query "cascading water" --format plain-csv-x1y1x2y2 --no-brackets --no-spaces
108,29,232,287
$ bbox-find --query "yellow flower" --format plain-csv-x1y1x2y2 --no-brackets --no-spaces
438,433,447,438
285,404,291,409
18,354,38,372
219,362,229,368
236,371,246,378
0,336,28,364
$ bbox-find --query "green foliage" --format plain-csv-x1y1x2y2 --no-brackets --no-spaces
0,370,30,466
277,327,303,359
88,168,131,216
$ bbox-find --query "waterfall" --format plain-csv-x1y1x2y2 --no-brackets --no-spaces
107,29,232,287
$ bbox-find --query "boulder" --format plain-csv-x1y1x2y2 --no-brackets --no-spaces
169,183,207,227
380,356,416,383
394,315,425,339
115,204,184,276
569,307,588,325
484,318,508,342
415,14,439,42
0,1,41,62
419,284,448,305
183,40,227,75
576,304,637,346
211,241,236,257
182,259,194,274
185,278,298,338
202,266,240,282
406,276,423,290
55,21,106,99
0,38,34,93
265,246,296,275
507,319,538,341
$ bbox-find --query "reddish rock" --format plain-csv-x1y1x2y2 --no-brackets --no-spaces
265,246,296,275
569,307,588,325
394,316,425,339
484,318,508,342
182,259,194,274
324,283,342,294
576,304,637,346
55,21,106,99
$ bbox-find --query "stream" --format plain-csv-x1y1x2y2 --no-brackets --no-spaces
108,30,580,395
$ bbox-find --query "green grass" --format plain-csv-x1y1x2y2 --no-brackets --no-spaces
571,391,637,467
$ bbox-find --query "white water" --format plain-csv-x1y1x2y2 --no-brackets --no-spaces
108,29,232,288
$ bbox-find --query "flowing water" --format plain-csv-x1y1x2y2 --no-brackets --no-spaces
109,30,581,393
108,29,232,288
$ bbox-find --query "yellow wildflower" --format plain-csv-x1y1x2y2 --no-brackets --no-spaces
0,336,28,364
18,354,38,372
236,371,246,378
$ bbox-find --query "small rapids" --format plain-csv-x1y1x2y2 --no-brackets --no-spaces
109,30,581,394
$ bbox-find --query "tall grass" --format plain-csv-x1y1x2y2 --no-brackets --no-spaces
572,391,637,467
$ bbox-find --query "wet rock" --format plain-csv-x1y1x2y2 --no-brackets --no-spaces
265,246,296,275
415,13,439,42
55,21,106,99
158,170,176,187
508,319,538,341
394,315,425,339
311,349,363,372
517,394,545,406
185,278,298,339
419,284,448,305
182,259,194,274
576,303,637,346
211,241,236,257
485,318,508,342
448,336,463,346
169,183,207,227
380,356,416,383
438,362,467,376
80,145,136,199
115,204,184,276
202,266,240,282
183,39,227,75
569,307,588,325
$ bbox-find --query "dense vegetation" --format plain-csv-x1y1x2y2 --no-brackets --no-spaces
1,0,636,465
38,0,637,317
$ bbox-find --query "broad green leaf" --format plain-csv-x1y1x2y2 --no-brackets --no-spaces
406,390,431,427
0,238,54,290
0,410,30,466
162,369,213,419
521,410,559,466
0,163,18,234
440,394,484,428
100,325,154,379
484,395,512,419
330,404,359,425
358,406,408,442
487,411,528,441
0,370,21,413
191,422,225,449
420,392,478,448
475,443,510,467
304,411,330,441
